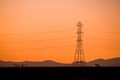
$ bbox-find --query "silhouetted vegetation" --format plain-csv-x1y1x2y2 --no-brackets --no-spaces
13,64,28,67
95,64,100,67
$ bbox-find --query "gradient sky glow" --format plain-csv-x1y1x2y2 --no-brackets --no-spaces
0,0,120,63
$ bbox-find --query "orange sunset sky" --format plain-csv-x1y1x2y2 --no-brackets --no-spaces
0,0,120,63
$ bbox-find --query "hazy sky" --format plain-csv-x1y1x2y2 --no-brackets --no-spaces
0,0,120,63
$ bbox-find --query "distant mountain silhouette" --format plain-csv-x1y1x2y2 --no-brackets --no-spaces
87,57,120,67
0,57,120,67
0,60,71,67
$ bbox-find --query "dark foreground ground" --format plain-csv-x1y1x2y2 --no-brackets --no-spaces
0,67,120,80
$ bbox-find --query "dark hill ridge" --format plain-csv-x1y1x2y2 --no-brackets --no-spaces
0,60,71,67
0,57,120,67
87,57,120,66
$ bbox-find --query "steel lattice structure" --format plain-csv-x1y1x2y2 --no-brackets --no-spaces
73,22,86,66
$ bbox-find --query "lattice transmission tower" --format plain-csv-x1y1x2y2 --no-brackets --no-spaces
73,21,86,66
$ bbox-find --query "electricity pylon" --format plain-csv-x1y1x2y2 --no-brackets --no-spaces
73,21,86,66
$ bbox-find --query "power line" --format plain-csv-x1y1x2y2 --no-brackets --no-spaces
0,44,75,52
0,29,76,52
0,29,75,36
0,37,76,44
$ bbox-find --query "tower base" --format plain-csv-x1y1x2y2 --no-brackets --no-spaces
73,61,86,67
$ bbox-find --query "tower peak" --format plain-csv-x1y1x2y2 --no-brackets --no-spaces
77,21,83,26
